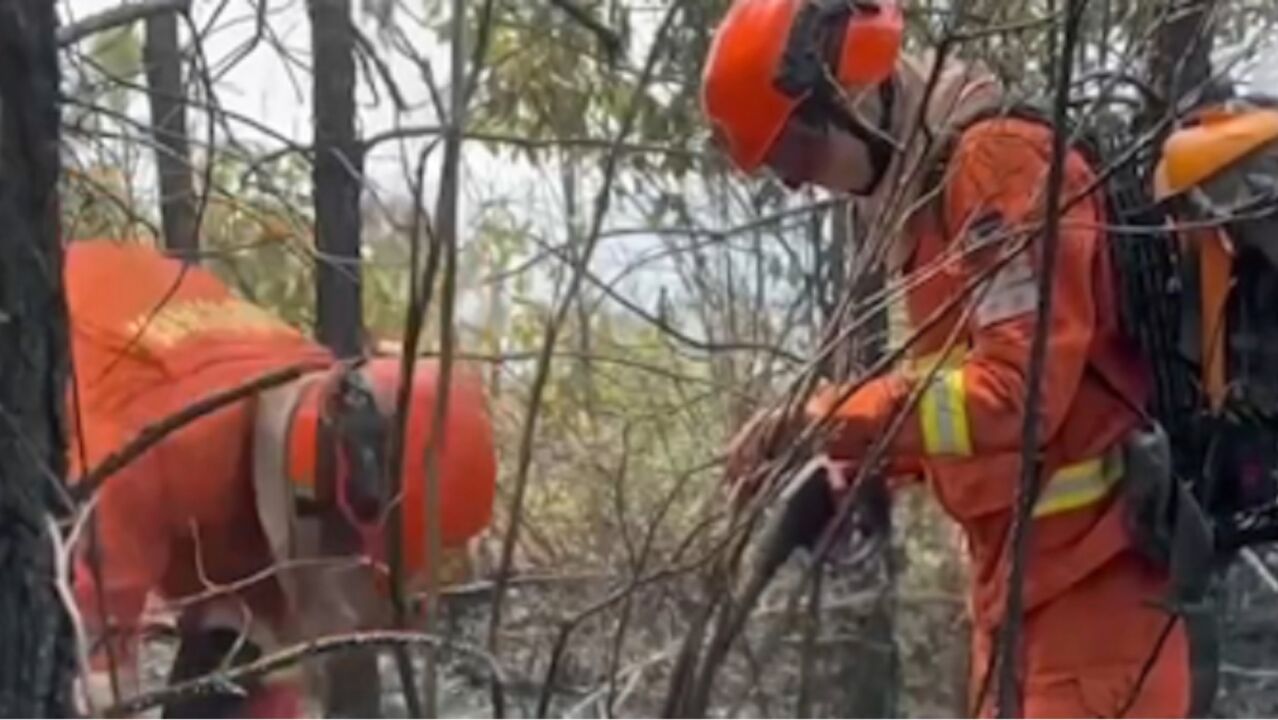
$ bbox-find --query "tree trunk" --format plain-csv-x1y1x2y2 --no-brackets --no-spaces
310,0,365,359
819,202,900,717
1148,0,1220,117
308,0,378,713
0,0,75,715
145,10,199,260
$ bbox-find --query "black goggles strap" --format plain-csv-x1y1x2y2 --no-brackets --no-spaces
797,78,897,194
306,363,389,526
775,0,898,194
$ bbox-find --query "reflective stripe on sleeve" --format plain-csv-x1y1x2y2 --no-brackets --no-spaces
919,369,973,456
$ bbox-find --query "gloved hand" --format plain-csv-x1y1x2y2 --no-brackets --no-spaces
756,454,858,573
723,403,809,503
803,378,899,459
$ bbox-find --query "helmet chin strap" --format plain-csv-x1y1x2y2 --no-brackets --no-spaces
829,77,897,195
772,0,900,196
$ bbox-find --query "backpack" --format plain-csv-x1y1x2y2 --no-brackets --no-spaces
931,94,1278,558
1099,96,1278,555
925,95,1278,717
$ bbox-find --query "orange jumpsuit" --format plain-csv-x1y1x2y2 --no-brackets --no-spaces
807,118,1190,717
64,240,491,711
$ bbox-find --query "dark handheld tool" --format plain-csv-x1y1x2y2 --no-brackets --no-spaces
755,455,843,577
755,454,890,579
665,454,889,718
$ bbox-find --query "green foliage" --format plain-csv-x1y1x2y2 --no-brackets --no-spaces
89,23,143,81
497,305,723,567
196,151,319,332
81,22,144,115
473,2,618,142
62,164,149,242
466,0,726,180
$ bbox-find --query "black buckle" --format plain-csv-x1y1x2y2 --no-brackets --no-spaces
318,362,390,525
770,0,896,195
773,0,840,99
774,0,885,99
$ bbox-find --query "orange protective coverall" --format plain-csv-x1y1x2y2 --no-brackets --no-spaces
806,118,1189,717
64,240,491,710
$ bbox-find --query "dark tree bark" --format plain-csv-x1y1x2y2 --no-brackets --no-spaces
308,0,378,713
816,202,900,718
1148,0,1220,119
0,0,75,716
144,10,199,259
309,0,365,359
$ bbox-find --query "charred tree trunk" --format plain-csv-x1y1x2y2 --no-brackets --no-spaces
308,1,378,713
0,0,75,716
1146,0,1221,123
815,202,900,718
144,9,199,259
310,0,365,359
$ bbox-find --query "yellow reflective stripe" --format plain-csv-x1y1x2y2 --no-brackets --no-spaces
919,369,973,456
1033,448,1125,518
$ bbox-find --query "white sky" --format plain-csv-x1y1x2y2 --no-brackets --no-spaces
57,0,710,312
61,0,1278,346
69,0,545,268
56,0,681,207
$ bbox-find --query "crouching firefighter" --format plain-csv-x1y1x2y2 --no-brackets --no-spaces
702,0,1199,716
64,240,497,716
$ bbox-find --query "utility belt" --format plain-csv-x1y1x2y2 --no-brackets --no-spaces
899,336,1218,715
1121,422,1219,718
901,343,1213,580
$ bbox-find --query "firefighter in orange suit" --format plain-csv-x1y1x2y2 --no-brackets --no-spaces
65,239,497,716
703,0,1190,716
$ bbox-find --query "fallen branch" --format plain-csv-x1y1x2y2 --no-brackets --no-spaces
102,630,507,717
58,0,191,48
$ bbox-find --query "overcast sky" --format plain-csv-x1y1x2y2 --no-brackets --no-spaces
56,0,733,344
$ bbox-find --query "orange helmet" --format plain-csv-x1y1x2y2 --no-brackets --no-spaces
1153,105,1278,201
701,0,904,172
285,357,496,580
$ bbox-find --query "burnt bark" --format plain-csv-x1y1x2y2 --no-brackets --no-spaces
309,0,365,359
1148,0,1221,120
820,202,899,718
308,0,378,712
0,0,75,715
144,10,199,259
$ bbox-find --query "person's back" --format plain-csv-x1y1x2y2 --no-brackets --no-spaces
66,239,332,442
66,240,334,609
65,240,337,713
67,239,498,716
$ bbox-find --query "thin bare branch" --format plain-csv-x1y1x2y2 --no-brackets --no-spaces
485,6,687,711
996,1,1087,715
58,0,191,48
103,631,506,718
70,364,321,504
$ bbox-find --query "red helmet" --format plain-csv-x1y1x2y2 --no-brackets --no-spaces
285,357,496,581
701,0,904,172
